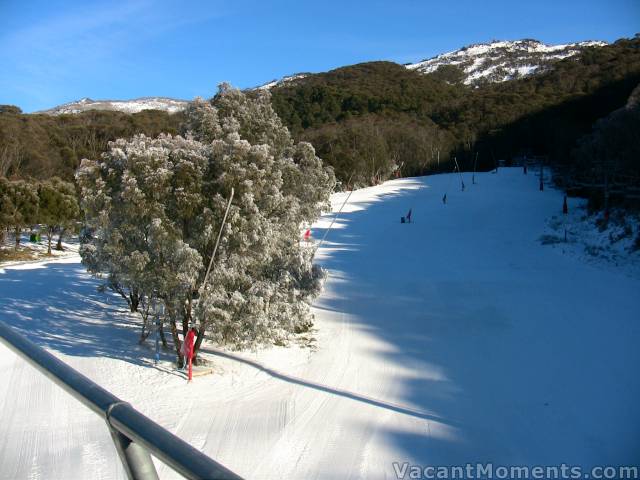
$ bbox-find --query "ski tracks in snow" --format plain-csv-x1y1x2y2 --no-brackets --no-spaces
2,170,639,479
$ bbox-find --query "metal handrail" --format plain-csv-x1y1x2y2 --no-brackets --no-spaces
0,321,243,480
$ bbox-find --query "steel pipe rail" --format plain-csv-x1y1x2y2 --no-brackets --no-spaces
0,321,243,480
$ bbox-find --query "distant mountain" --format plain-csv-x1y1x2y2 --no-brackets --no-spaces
405,39,607,85
258,39,608,90
267,35,639,188
37,38,610,115
38,97,188,115
257,73,311,90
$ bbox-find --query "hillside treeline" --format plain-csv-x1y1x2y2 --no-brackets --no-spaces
271,36,640,189
0,177,78,254
0,36,638,197
270,61,461,186
0,109,183,180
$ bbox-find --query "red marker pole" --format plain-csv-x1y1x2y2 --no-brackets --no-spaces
185,328,195,382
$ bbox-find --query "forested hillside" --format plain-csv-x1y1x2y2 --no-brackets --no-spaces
0,109,182,180
271,36,640,188
1,36,638,196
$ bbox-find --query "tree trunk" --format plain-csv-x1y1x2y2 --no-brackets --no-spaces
137,301,152,344
169,317,183,367
181,294,192,337
55,228,65,251
138,323,150,344
14,227,20,249
46,226,53,255
159,322,168,348
192,326,206,365
129,290,139,313
110,282,137,313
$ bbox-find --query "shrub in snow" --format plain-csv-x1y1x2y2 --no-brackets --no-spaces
76,84,334,363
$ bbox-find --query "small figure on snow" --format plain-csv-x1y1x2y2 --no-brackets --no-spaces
401,208,413,223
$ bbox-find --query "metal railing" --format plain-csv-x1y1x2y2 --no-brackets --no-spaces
0,321,243,480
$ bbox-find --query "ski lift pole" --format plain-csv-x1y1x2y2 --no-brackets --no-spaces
187,187,234,378
202,188,235,292
315,189,353,254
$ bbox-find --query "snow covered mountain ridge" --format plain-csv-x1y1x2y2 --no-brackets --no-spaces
405,39,607,85
38,96,189,115
38,38,608,114
257,73,311,90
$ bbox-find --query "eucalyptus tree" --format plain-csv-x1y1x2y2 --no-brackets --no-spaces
77,85,335,364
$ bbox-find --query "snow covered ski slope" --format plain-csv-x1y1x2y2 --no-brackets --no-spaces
1,168,639,479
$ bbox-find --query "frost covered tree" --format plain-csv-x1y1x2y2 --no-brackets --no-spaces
77,84,335,364
2,179,38,249
37,178,79,254
76,134,207,348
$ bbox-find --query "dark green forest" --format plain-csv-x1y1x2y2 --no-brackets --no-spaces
271,36,640,190
1,35,638,204
0,109,182,180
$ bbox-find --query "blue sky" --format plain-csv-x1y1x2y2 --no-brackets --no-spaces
1,0,638,112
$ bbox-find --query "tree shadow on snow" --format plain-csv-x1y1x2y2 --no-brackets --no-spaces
0,261,177,370
304,172,640,471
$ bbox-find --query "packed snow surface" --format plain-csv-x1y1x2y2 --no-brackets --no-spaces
1,169,639,479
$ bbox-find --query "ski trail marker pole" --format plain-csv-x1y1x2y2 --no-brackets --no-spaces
472,152,478,184
185,328,195,382
443,164,455,204
454,156,465,191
